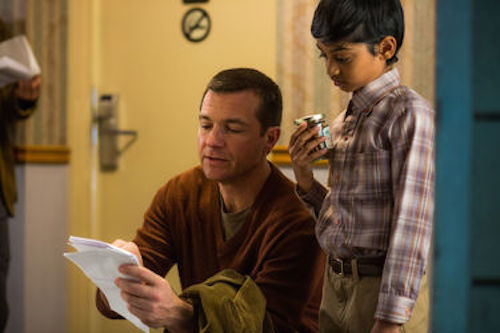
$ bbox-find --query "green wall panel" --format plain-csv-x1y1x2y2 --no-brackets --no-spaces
473,0,500,113
469,286,500,332
471,121,500,278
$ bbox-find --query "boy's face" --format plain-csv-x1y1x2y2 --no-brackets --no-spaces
316,40,389,92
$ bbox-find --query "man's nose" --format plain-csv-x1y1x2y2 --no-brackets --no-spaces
206,126,225,146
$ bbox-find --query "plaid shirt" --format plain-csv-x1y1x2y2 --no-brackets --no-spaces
298,68,434,323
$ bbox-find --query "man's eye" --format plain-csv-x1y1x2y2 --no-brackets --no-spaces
226,127,243,133
200,123,212,130
318,51,326,59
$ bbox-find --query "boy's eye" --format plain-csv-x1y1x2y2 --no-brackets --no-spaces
334,56,350,63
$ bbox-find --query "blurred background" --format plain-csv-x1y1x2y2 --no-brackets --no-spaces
1,0,498,332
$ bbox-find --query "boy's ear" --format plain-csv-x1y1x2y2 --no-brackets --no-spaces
377,36,397,61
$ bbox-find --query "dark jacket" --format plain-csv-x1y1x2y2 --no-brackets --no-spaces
0,19,37,215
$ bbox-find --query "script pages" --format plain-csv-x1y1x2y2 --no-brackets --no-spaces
64,236,149,333
0,35,40,88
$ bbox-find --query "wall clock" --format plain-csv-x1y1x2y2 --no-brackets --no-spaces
181,7,211,43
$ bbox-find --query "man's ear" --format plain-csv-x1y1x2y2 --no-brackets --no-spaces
377,36,397,61
264,126,281,155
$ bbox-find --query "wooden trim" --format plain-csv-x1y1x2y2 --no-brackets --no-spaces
14,145,71,164
269,145,328,166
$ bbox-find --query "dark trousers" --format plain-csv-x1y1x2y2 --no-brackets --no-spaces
0,197,9,332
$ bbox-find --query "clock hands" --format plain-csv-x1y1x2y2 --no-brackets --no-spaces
187,11,208,34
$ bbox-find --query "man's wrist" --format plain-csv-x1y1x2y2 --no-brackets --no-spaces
167,298,194,333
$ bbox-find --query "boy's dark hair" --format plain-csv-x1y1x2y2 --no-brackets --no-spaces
201,68,282,135
311,0,405,65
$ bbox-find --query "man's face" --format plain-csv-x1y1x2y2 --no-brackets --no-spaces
198,90,273,184
316,40,388,92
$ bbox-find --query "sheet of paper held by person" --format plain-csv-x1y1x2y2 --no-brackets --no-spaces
64,236,149,333
0,35,40,88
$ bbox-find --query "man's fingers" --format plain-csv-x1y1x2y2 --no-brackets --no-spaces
116,277,148,298
112,240,143,264
111,239,128,247
119,264,161,286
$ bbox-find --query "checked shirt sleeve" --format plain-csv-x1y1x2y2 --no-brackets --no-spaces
296,178,328,219
375,98,435,323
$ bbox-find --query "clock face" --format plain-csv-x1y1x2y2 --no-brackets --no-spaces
181,7,211,43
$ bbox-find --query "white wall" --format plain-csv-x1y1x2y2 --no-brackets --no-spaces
6,164,68,333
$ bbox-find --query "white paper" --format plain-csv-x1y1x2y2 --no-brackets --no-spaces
0,35,40,88
64,236,149,333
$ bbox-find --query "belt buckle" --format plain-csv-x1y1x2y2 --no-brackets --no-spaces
335,258,344,276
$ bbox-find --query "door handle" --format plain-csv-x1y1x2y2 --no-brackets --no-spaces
95,94,137,171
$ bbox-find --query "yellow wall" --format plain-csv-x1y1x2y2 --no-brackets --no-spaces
67,0,277,332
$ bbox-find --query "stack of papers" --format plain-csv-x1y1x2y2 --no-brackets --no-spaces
64,236,149,333
0,35,40,88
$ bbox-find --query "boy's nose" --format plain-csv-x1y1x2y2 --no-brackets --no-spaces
326,61,340,77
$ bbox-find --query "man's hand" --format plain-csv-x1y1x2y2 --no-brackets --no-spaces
116,264,193,332
15,75,41,101
370,319,401,333
111,239,143,266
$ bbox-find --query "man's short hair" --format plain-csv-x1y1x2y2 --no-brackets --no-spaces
201,68,282,135
311,0,405,65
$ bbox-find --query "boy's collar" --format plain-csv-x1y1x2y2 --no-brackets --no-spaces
350,68,400,114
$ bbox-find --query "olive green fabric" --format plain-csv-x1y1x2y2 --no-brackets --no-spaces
181,269,274,333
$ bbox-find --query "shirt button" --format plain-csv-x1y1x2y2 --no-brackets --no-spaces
343,136,349,141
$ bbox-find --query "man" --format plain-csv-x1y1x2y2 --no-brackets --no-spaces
97,68,325,332
0,18,41,332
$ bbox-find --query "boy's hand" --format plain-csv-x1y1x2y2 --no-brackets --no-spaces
289,122,328,192
370,319,401,333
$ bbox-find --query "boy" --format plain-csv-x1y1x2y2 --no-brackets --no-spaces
289,1,434,332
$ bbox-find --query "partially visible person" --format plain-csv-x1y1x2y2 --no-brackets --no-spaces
289,1,434,332
96,68,325,332
0,18,41,332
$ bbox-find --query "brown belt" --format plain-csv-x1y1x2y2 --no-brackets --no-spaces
328,256,385,276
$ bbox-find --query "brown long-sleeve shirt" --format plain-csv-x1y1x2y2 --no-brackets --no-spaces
97,164,325,332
